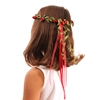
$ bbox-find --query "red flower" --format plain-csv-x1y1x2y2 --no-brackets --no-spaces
71,20,74,26
52,19,57,23
32,16,37,19
61,21,65,25
65,21,68,24
40,18,45,21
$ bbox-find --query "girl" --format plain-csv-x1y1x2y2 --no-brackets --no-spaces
23,5,84,100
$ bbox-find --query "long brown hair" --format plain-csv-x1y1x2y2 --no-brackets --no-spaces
23,5,84,71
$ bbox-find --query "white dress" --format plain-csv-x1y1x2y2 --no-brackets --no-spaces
37,65,65,100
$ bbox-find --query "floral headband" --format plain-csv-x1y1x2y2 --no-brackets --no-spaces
32,14,74,99
32,14,74,25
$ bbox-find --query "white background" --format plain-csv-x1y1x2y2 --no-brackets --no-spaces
0,0,100,100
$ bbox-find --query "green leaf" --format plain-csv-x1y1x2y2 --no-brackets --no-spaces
37,15,41,18
51,17,55,20
67,28,70,32
43,15,46,17
58,26,61,30
45,16,49,19
64,35,68,40
46,19,50,23
64,31,66,35
58,19,62,25
49,19,52,22
64,30,67,34
71,49,74,52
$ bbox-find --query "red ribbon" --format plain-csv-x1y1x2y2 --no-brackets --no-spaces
50,21,67,99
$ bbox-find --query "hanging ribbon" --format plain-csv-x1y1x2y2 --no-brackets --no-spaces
50,20,67,99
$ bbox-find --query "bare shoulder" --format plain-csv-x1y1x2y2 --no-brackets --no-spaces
23,67,44,100
25,67,44,82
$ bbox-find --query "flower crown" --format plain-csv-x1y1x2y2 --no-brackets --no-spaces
32,14,74,99
32,14,74,26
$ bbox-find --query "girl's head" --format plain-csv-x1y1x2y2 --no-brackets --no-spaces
23,5,84,70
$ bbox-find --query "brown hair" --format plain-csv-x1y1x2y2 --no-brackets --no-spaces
23,5,84,71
